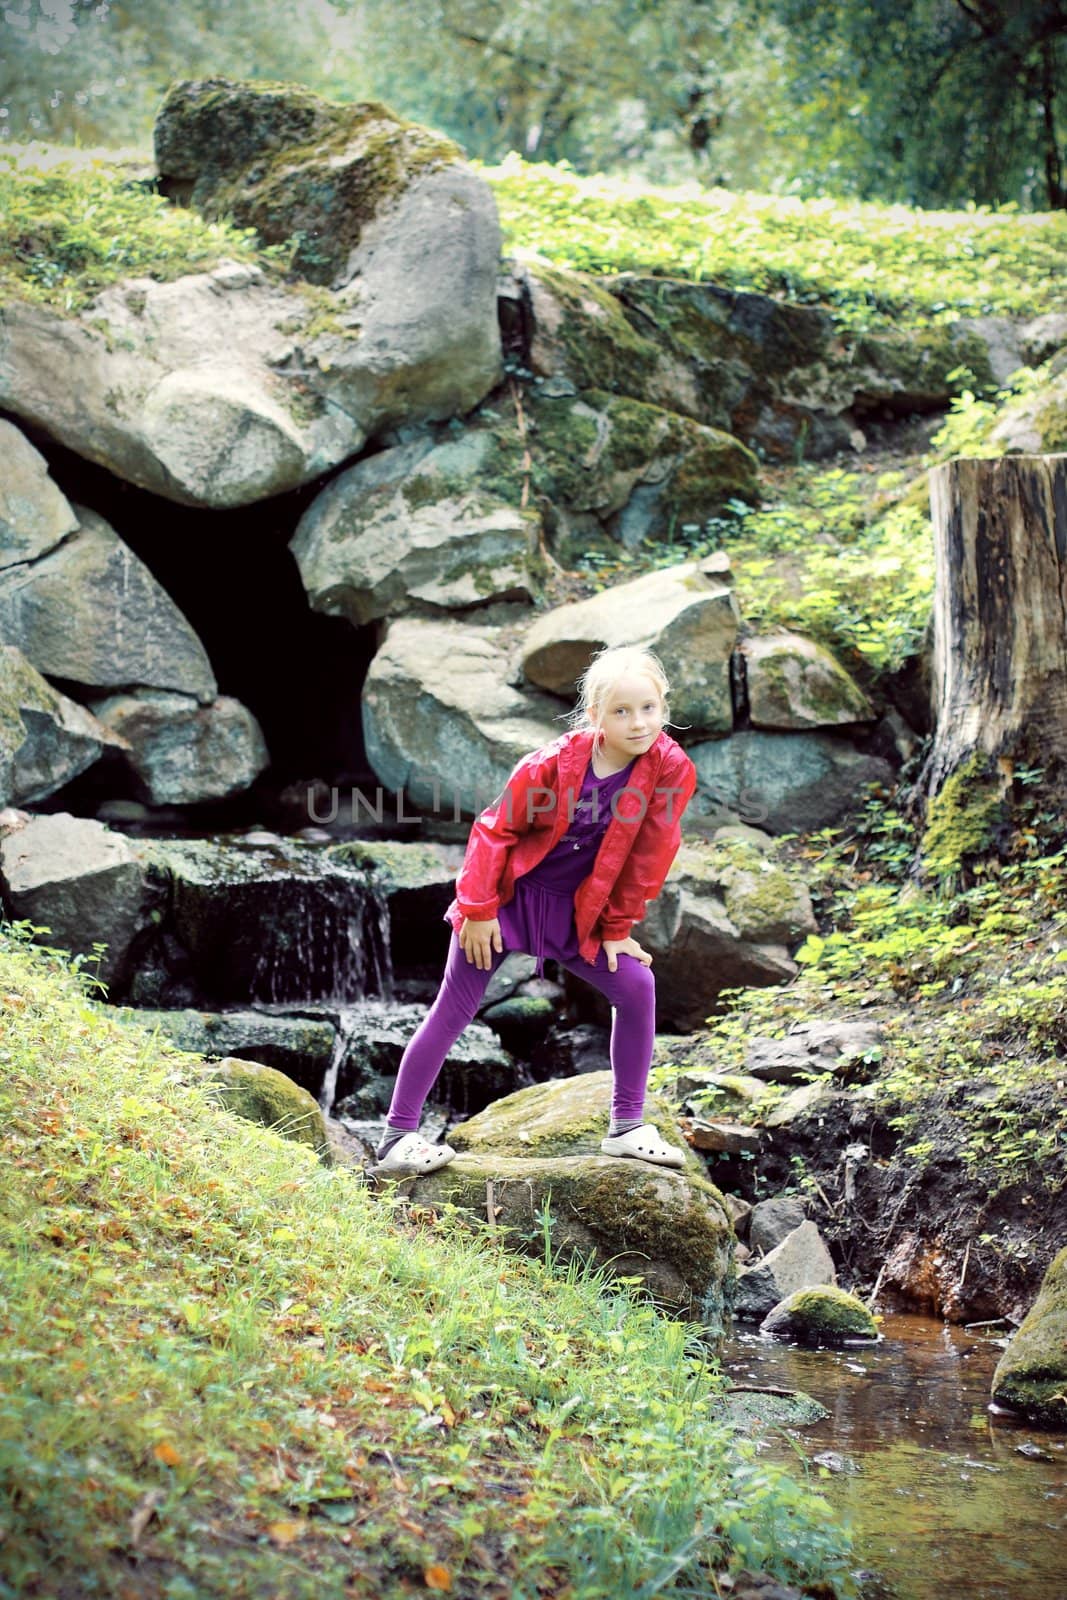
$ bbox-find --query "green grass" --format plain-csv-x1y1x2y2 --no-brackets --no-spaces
483,155,1067,327
0,153,272,311
0,922,851,1600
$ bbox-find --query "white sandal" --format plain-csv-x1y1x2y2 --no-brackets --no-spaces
372,1132,457,1176
600,1124,686,1169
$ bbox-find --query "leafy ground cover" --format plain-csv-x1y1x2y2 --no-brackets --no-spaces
654,779,1067,1203
0,923,852,1600
484,156,1067,327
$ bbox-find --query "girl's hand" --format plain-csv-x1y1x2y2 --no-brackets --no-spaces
459,917,503,970
602,937,652,973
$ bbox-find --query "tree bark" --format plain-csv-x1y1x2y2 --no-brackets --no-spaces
923,454,1067,800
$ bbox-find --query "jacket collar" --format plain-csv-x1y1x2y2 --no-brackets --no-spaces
556,727,671,792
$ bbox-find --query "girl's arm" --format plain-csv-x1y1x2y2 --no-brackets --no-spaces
598,754,697,943
454,745,558,921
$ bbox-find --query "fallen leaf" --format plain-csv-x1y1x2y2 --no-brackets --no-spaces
424,1565,452,1592
266,1520,305,1545
153,1441,181,1467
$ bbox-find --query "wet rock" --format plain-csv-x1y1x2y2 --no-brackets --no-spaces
749,1196,808,1255
811,1450,862,1473
638,835,815,1028
0,505,216,701
480,992,559,1055
126,1007,337,1096
760,1285,879,1345
291,433,542,624
714,1390,829,1433
530,1020,610,1080
325,837,465,971
689,728,893,835
417,1073,731,1337
734,1219,837,1320
722,1192,753,1239
520,557,739,735
0,418,78,568
88,689,269,805
361,616,561,818
746,1019,886,1083
741,630,874,729
201,1055,331,1159
0,811,155,994
991,1245,1067,1427
0,645,130,808
331,1000,521,1123
134,836,390,1006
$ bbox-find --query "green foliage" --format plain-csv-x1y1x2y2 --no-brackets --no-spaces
673,784,1067,1195
0,154,272,309
486,157,1067,325
579,465,935,679
0,919,852,1599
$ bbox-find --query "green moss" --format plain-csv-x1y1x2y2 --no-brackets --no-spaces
326,838,451,892
202,1057,331,1161
762,1285,880,1344
1031,397,1067,451
991,1245,1067,1426
526,258,667,398
922,754,1008,878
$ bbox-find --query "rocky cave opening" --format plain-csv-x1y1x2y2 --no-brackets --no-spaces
7,417,380,834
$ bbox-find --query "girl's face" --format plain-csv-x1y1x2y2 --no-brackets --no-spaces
593,672,665,767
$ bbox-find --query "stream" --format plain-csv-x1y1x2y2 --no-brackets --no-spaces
723,1312,1067,1600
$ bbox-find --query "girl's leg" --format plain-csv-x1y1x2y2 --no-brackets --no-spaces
557,950,656,1126
384,933,503,1131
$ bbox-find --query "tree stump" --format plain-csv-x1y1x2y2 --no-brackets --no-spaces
923,454,1067,801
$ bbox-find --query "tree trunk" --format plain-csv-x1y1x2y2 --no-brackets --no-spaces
923,454,1067,800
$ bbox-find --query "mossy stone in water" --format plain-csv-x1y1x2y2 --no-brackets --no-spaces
760,1284,879,1346
991,1245,1067,1427
713,1389,829,1433
202,1056,331,1162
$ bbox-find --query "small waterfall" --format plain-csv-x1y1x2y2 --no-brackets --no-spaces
318,1003,366,1115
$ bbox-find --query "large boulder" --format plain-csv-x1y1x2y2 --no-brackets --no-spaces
0,505,216,701
361,617,562,817
0,86,501,509
607,276,996,460
520,556,739,735
200,1056,331,1160
290,433,542,624
991,1245,1067,1427
0,812,155,993
0,645,129,808
741,631,874,729
688,729,894,835
522,388,758,555
504,255,702,420
417,1073,733,1338
746,1019,886,1083
637,834,816,1029
134,836,388,1006
88,689,270,805
0,418,78,568
127,1007,338,1097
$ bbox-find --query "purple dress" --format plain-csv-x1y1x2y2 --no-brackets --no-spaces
497,756,635,974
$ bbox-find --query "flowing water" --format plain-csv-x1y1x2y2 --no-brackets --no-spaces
724,1313,1067,1600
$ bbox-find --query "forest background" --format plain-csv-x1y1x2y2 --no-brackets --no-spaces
2,0,1066,213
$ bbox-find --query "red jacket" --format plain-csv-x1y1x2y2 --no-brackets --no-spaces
445,728,697,965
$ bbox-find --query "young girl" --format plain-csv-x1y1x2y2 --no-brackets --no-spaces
372,644,697,1176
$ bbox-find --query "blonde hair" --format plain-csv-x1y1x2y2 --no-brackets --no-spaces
569,644,670,733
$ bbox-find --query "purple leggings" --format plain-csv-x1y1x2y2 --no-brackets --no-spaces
385,933,656,1130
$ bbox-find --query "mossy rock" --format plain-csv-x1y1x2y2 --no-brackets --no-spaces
449,1070,701,1174
155,79,460,286
415,1149,733,1338
991,1245,1067,1427
921,753,1009,878
713,1388,830,1433
760,1285,879,1346
326,838,457,894
202,1056,331,1162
